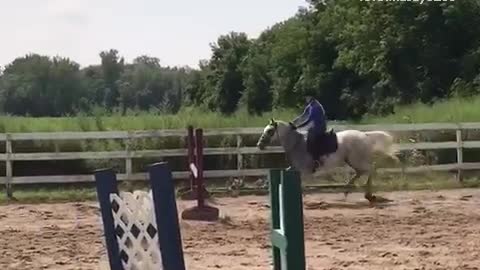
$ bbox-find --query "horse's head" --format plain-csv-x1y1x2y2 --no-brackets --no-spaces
256,118,296,150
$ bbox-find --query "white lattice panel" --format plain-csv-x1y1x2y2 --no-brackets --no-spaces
110,190,163,270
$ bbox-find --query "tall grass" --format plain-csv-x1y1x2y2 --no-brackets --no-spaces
0,96,479,133
361,96,480,124
0,107,299,133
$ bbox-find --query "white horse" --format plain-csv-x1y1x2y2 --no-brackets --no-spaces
256,119,399,202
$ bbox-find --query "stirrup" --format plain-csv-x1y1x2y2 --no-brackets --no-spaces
311,160,319,173
312,159,321,168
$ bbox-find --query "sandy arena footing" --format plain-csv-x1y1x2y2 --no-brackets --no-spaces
0,189,479,270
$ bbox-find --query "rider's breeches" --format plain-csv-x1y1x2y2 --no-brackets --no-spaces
307,127,322,160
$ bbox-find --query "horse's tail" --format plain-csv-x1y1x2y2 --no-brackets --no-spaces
364,131,400,162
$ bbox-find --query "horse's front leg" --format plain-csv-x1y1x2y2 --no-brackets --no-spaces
344,172,361,199
364,172,377,204
364,163,378,204
301,171,315,197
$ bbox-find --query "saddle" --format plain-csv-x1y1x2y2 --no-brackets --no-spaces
316,128,338,156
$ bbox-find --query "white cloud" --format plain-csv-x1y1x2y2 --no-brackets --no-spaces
45,0,92,25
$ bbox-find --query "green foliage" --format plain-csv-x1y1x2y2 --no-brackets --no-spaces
0,51,191,117
0,55,85,116
240,37,273,115
189,0,480,120
189,32,252,114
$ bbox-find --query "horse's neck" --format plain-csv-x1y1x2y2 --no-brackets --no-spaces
280,129,301,152
280,129,308,163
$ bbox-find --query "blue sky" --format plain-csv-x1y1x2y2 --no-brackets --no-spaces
2,0,306,68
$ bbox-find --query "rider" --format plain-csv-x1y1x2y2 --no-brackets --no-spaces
291,94,327,171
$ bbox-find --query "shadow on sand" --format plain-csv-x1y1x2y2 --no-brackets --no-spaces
304,195,396,210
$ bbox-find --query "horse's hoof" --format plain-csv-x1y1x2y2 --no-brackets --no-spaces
365,193,376,203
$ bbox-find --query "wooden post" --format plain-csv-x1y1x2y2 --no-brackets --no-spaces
195,128,204,208
187,126,196,192
54,142,60,153
5,134,12,199
456,129,463,182
236,135,243,173
125,132,133,180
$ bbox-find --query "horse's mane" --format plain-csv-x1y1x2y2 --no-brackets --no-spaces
275,120,305,150
276,120,296,130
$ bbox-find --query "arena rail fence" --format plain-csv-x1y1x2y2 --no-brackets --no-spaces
1,122,480,198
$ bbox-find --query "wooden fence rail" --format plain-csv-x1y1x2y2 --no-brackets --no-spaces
2,122,480,197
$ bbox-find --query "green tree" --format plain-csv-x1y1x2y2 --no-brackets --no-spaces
0,54,86,116
100,49,125,108
203,32,252,114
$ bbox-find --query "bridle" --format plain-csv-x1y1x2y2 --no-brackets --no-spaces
260,121,299,151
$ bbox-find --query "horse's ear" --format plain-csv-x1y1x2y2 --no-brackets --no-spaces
269,118,276,125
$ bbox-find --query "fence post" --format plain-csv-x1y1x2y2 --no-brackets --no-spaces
456,128,463,182
236,135,243,173
125,131,133,180
5,134,13,199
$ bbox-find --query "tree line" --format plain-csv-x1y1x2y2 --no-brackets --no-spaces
1,0,480,120
0,50,191,116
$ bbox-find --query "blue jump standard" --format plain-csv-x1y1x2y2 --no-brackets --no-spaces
94,162,186,270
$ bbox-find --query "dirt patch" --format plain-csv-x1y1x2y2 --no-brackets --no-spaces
0,189,479,269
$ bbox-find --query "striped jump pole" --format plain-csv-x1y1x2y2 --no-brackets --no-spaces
181,126,220,221
269,169,306,270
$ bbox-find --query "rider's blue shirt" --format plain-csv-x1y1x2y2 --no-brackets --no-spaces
293,99,326,133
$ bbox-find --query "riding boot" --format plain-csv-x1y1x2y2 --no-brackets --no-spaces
306,129,316,159
306,131,317,172
311,161,319,173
